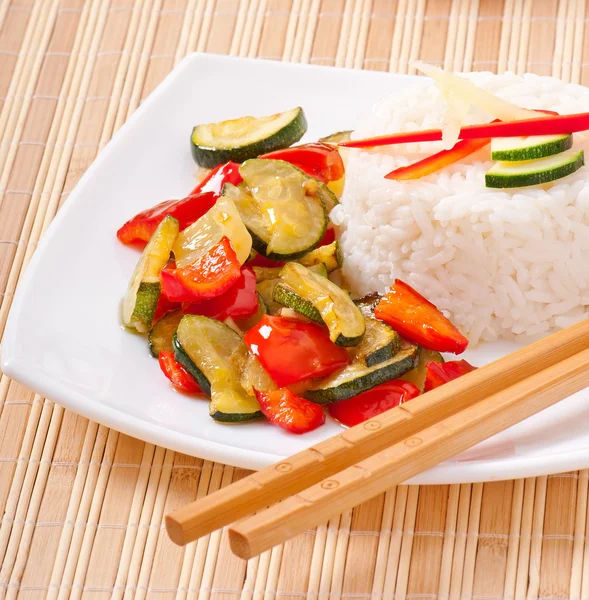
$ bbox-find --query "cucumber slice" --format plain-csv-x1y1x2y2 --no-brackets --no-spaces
239,353,277,396
148,310,184,357
273,283,323,323
191,107,308,168
298,241,343,273
319,130,352,144
234,292,267,331
351,317,402,367
173,196,252,268
174,315,262,422
491,134,573,161
227,160,328,260
400,348,444,391
304,346,419,404
278,262,365,346
485,149,584,188
121,215,179,333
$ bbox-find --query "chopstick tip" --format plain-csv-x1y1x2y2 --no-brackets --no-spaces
228,527,254,560
165,513,188,546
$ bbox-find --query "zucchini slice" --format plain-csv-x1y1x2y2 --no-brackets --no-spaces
240,353,277,396
317,181,339,213
304,346,420,404
121,215,179,333
400,348,444,391
148,310,184,357
298,241,343,273
173,196,252,268
254,263,326,283
273,283,323,323
319,130,352,144
485,149,584,188
278,262,365,346
191,107,308,168
350,317,402,367
491,134,573,162
174,315,262,422
234,292,267,331
233,159,328,260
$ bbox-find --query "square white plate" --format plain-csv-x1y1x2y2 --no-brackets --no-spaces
3,53,589,484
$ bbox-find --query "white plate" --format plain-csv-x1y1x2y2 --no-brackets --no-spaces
3,54,589,484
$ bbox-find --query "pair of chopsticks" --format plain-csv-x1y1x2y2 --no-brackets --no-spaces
165,319,589,559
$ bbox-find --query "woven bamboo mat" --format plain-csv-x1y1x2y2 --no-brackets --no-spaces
1,0,589,597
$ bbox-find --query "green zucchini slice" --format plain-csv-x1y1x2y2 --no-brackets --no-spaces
319,130,352,144
304,346,420,404
254,263,326,283
191,107,308,168
400,348,444,391
491,134,573,162
351,317,402,367
121,215,179,333
298,241,343,272
485,149,584,188
148,310,184,357
278,262,365,346
174,315,262,422
273,283,323,323
173,196,252,268
233,159,328,260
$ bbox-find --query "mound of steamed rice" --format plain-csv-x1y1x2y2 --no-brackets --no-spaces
331,72,589,345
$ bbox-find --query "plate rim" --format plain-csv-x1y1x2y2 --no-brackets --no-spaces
3,52,589,484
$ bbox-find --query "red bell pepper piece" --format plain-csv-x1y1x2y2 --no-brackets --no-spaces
374,280,469,354
341,111,589,148
160,236,241,303
244,314,349,387
385,137,491,180
153,293,181,323
317,227,336,247
424,359,477,392
182,266,258,320
260,143,345,183
117,162,242,246
254,388,325,434
158,351,202,394
328,380,420,427
247,252,286,268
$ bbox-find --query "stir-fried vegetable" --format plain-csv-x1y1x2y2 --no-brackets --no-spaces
118,105,480,435
424,359,477,392
328,380,420,427
244,314,349,387
374,280,468,354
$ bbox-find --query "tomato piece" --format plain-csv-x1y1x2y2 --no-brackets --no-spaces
117,162,242,246
424,360,477,392
158,351,202,393
160,237,241,303
374,280,469,354
328,380,420,427
244,314,349,387
255,388,325,434
182,266,258,320
260,143,345,183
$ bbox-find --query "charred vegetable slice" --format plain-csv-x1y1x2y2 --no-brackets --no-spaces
121,215,179,333
298,241,343,272
174,315,262,422
232,159,328,260
191,107,307,168
173,196,252,268
401,348,445,391
148,310,184,357
278,262,365,346
304,346,419,404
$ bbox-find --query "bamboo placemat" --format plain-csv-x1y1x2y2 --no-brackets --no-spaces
1,0,589,597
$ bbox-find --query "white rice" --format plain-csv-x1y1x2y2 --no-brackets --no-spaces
332,72,589,345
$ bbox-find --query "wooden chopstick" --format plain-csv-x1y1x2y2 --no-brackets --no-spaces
229,348,589,558
165,319,589,546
